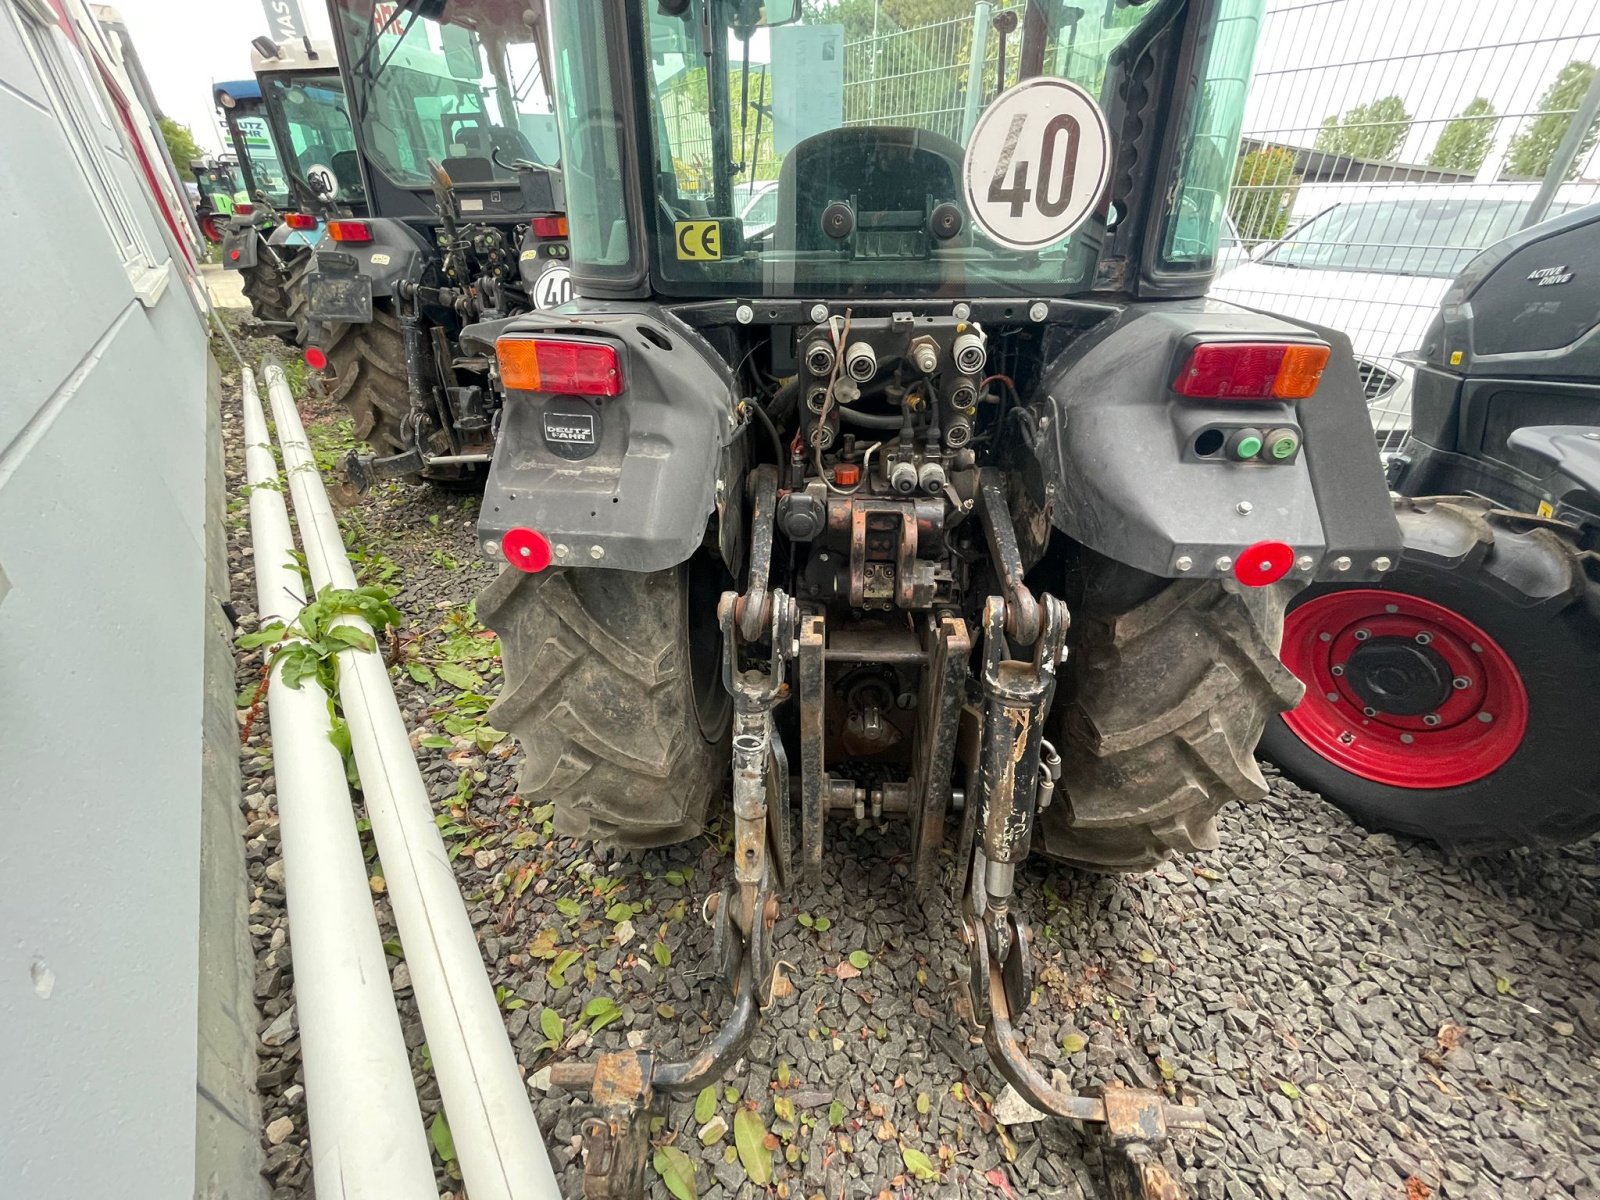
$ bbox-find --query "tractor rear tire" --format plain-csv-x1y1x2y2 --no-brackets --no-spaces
322,302,410,455
1038,561,1305,872
476,561,730,849
240,256,297,345
282,247,314,346
1259,498,1600,852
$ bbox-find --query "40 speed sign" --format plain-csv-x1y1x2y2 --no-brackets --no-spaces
962,77,1112,251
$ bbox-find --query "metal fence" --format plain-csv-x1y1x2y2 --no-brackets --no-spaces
1214,0,1600,453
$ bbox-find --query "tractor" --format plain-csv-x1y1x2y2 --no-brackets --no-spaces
453,0,1402,1195
189,154,246,244
1262,201,1600,852
215,37,368,343
299,0,571,487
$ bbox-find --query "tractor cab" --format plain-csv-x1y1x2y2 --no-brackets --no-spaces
249,37,368,222
298,0,573,486
213,78,291,212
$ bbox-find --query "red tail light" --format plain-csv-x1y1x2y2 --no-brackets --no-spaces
530,215,568,239
235,203,254,216
1173,341,1331,401
305,346,328,371
283,212,317,231
327,220,373,243
496,337,622,397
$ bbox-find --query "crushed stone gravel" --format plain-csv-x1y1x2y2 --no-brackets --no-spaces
217,313,1600,1200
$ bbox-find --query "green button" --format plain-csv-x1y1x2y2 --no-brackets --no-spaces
1269,435,1298,459
1235,435,1263,459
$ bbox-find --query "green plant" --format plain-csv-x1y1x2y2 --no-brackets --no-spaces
1427,97,1497,172
1228,146,1300,244
160,117,203,171
237,586,403,697
1504,61,1600,180
1314,95,1412,161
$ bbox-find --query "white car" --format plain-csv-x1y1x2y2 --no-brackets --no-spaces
733,180,780,243
1213,184,1597,451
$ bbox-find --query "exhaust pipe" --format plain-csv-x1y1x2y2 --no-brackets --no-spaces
262,361,562,1200
241,368,437,1200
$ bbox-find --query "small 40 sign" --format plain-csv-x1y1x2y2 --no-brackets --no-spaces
963,78,1112,251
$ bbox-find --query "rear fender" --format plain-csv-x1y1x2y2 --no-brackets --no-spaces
305,218,429,325
463,306,739,574
220,222,258,270
1031,302,1400,584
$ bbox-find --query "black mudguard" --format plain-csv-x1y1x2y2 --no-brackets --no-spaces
1032,301,1400,583
304,218,429,324
220,221,259,271
463,304,739,574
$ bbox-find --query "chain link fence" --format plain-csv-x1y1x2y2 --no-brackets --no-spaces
1213,0,1600,452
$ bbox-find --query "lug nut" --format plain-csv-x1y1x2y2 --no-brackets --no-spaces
1354,628,1370,641
1330,664,1345,676
1452,676,1471,690
1414,631,1432,645
1478,712,1494,723
1400,733,1414,744
1363,706,1377,717
1423,713,1441,726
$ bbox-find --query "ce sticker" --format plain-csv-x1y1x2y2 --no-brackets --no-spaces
674,220,722,261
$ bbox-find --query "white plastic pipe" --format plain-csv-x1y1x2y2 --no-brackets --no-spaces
241,368,436,1200
262,360,562,1200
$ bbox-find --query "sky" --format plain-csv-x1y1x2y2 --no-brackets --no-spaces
106,0,335,154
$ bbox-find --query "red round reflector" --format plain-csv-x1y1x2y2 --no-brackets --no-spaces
304,347,328,371
502,527,552,573
229,249,241,261
1233,540,1295,587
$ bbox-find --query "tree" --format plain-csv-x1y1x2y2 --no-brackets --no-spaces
1228,145,1300,245
1314,95,1412,161
159,117,203,171
1427,97,1497,172
1503,60,1600,180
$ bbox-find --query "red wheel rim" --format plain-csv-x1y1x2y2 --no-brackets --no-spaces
201,215,223,244
1279,589,1528,788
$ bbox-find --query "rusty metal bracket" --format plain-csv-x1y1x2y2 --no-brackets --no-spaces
961,881,1205,1200
735,465,780,640
977,472,1042,644
909,612,970,897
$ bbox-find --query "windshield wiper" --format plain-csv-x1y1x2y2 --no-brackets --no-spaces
352,0,423,124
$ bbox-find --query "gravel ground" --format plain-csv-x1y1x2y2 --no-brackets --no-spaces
217,313,1600,1200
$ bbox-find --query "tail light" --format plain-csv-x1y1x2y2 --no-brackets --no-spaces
530,215,568,239
235,203,254,216
327,220,373,243
496,337,622,397
283,212,317,231
1173,341,1331,401
305,346,328,371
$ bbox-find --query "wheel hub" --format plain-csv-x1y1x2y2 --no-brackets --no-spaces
1343,638,1452,716
1278,589,1528,789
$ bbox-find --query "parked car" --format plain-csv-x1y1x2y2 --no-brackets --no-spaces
1214,184,1598,451
733,179,779,242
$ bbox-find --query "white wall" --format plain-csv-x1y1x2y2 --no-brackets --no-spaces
0,2,232,1196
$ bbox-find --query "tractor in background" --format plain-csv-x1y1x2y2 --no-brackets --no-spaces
215,36,367,343
189,155,246,244
1262,202,1600,851
299,0,570,487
